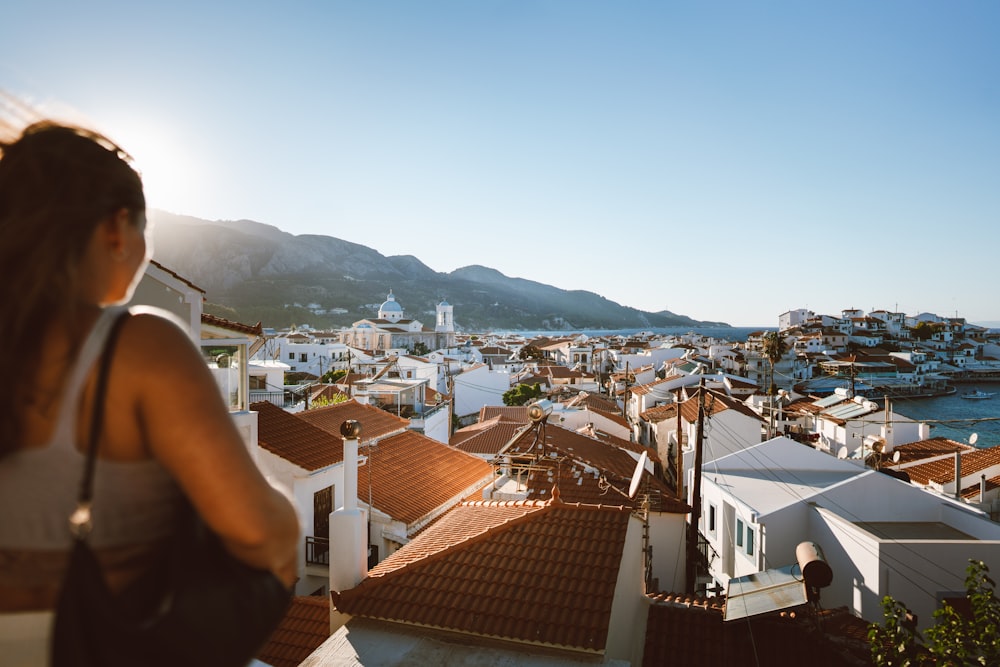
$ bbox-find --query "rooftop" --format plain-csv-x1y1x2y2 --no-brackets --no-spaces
334,499,632,654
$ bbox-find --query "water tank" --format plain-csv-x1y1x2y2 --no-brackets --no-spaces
796,541,833,589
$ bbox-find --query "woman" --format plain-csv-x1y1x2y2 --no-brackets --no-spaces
0,122,300,664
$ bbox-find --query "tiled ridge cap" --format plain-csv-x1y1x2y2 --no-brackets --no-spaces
354,617,606,656
646,590,726,612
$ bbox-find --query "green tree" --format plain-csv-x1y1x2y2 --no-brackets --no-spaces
321,369,347,384
869,560,1000,666
503,383,545,406
410,341,431,356
310,393,350,409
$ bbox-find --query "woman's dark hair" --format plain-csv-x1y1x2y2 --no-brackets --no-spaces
0,122,145,455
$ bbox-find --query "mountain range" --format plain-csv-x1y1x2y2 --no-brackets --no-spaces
148,210,730,332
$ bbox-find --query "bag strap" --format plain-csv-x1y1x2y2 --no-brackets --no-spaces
68,311,130,539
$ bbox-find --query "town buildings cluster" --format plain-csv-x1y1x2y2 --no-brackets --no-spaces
135,262,1000,665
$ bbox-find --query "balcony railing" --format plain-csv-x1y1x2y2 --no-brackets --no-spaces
250,390,297,409
305,536,329,566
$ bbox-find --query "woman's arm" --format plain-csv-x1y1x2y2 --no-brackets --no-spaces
121,311,300,585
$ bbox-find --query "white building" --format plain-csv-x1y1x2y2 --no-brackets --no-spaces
697,437,1000,630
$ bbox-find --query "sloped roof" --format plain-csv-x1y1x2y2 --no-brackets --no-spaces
677,389,763,424
507,424,682,512
525,460,687,513
252,401,344,471
562,391,620,416
904,446,1000,486
478,405,530,423
640,403,678,424
451,418,529,456
360,430,493,526
334,499,632,654
201,312,263,336
891,437,973,466
255,596,331,667
298,399,409,443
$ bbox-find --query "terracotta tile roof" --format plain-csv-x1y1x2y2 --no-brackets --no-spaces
252,401,345,471
640,403,679,424
961,474,1000,500
629,377,674,396
201,312,262,336
360,430,493,527
525,460,686,513
149,258,206,293
905,446,1000,486
334,499,631,653
478,405,530,423
642,595,872,666
255,595,331,667
891,437,973,466
678,389,763,424
508,424,683,513
451,418,529,456
298,399,409,443
562,391,621,415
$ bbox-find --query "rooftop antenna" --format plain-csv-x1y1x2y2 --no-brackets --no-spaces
628,451,650,499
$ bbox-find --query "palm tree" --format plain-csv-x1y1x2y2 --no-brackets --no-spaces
761,331,788,396
761,331,788,438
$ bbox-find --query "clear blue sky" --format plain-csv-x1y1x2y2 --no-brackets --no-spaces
4,1,998,327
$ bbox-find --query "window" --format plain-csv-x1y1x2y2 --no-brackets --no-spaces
708,504,717,535
300,353,307,362
736,518,744,548
746,527,754,555
289,353,295,361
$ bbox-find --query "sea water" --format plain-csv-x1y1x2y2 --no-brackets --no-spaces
889,391,1000,449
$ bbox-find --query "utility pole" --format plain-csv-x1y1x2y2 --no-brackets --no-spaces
685,378,706,594
675,394,684,501
622,361,630,420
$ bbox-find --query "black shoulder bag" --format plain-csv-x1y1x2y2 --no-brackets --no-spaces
52,312,292,667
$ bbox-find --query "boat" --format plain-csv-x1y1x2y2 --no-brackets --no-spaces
960,389,995,400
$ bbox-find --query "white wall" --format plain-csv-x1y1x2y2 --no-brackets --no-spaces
453,365,511,418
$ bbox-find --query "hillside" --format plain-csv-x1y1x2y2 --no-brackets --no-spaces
148,211,729,331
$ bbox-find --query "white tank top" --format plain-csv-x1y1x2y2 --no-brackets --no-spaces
0,307,182,551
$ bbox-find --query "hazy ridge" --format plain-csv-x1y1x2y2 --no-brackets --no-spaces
149,210,730,332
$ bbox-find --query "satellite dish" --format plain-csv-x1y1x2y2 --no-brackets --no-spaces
837,447,848,460
970,433,979,446
628,451,649,498
892,450,901,463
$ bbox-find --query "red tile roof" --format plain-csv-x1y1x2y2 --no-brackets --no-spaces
298,399,409,444
255,596,331,667
478,405,530,423
450,418,529,456
201,312,263,336
905,445,1000,486
507,424,685,513
359,431,493,527
334,499,632,654
562,391,621,416
253,401,345,471
678,388,763,424
891,437,973,466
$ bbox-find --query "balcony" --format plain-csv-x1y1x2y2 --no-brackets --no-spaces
305,536,329,566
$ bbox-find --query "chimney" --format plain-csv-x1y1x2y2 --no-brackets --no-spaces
329,420,368,593
954,452,962,499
